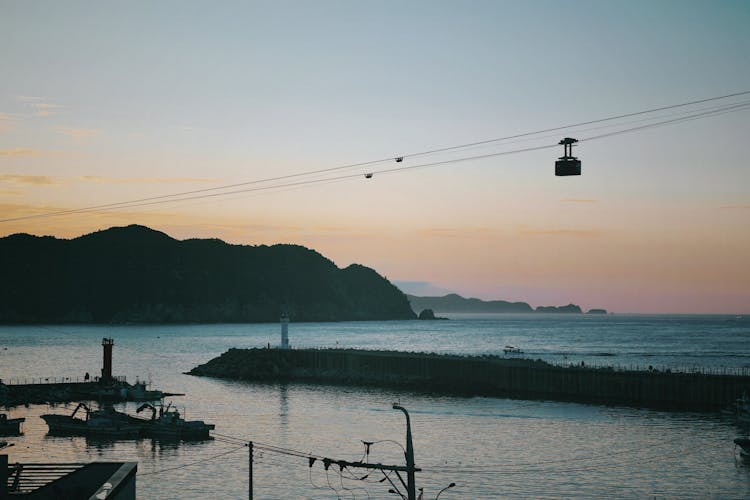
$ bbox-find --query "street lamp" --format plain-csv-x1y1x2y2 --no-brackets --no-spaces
435,482,456,499
393,404,417,500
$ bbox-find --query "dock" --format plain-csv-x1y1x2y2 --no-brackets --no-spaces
0,338,175,407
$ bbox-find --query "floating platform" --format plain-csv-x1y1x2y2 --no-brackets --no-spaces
188,348,750,411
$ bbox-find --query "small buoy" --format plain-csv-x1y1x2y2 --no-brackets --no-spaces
364,173,373,179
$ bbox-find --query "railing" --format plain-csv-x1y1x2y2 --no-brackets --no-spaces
0,375,127,385
6,463,86,494
545,359,750,377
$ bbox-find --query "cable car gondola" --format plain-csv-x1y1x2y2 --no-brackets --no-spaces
555,137,581,176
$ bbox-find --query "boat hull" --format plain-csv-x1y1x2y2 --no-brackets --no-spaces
41,414,141,439
0,417,25,436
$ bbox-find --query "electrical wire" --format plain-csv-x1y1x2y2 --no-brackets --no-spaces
3,90,750,224
418,441,717,477
137,444,246,476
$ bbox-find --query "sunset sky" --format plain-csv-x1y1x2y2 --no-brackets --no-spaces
2,1,749,313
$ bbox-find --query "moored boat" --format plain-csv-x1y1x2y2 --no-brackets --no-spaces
0,413,25,435
503,345,523,355
41,403,141,439
134,402,214,440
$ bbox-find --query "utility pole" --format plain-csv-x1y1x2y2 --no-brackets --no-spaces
251,405,421,499
393,405,417,500
248,441,253,500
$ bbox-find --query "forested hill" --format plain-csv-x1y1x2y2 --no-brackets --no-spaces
406,294,585,314
0,225,416,324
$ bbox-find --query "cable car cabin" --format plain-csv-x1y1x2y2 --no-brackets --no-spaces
555,137,581,176
555,156,581,176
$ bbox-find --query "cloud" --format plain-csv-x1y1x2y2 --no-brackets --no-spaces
0,174,59,185
57,127,100,140
418,227,495,238
0,112,18,132
76,176,216,184
19,98,65,117
0,148,40,157
519,228,602,237
560,198,598,203
31,103,64,117
720,205,750,209
311,225,351,232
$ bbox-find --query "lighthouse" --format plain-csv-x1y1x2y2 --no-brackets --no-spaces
101,337,114,382
280,313,290,349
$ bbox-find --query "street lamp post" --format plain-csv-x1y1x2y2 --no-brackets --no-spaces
435,482,456,499
393,404,417,500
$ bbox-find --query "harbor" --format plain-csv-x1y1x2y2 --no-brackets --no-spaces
2,318,750,498
0,338,179,408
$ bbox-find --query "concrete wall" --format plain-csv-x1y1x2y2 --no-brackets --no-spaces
191,348,750,410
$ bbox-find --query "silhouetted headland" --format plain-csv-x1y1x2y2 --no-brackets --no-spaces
188,348,749,411
0,225,416,324
407,294,602,314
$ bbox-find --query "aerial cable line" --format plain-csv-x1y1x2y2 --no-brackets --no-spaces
2,91,749,223
49,100,750,212
579,99,750,143
3,100,748,223
396,89,750,160
4,99,749,224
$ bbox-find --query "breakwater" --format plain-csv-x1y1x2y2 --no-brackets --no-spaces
188,348,750,410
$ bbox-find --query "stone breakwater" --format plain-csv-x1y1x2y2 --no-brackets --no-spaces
188,348,750,410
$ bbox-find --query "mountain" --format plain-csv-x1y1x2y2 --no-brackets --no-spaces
534,304,583,314
407,294,534,313
0,225,416,324
406,293,584,314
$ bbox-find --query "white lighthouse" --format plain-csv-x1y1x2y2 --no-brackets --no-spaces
280,313,290,349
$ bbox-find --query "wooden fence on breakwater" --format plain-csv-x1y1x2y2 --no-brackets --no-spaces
188,348,750,411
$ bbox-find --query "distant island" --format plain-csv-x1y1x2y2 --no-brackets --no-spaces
0,225,416,324
407,293,606,315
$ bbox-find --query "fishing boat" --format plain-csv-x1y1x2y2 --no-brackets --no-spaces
134,402,214,440
0,413,25,435
41,403,141,439
503,345,523,355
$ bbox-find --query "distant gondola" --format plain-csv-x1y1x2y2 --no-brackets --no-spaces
555,137,581,176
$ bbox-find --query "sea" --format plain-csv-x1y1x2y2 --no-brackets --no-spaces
1,314,749,499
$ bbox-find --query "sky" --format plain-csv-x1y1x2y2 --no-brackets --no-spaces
1,0,749,314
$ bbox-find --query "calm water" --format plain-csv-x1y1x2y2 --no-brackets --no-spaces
1,315,749,499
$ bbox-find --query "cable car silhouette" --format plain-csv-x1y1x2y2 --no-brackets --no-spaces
555,137,581,176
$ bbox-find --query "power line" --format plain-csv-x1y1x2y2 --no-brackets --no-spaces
3,90,749,224
137,444,246,477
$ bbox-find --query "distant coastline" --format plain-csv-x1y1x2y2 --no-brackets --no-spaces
406,293,606,315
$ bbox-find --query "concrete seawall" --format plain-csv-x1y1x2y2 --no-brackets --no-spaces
188,348,750,410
